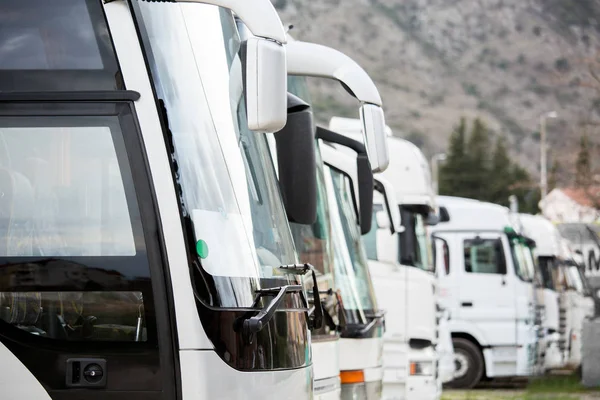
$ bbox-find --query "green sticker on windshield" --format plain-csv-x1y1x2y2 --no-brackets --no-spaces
196,240,209,259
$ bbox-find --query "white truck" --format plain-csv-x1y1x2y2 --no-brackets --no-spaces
0,1,322,399
559,239,594,369
519,214,565,371
430,197,537,388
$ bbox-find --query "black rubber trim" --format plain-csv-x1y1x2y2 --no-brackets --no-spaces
316,126,367,155
0,91,141,102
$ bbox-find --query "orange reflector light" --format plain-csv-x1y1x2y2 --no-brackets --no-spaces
410,362,417,376
340,370,365,384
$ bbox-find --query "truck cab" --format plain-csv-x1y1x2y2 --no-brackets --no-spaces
431,197,537,388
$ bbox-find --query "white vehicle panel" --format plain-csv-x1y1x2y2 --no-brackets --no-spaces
339,338,384,377
180,350,313,399
312,339,341,384
103,0,212,350
0,342,51,400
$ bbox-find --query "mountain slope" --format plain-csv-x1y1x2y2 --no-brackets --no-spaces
274,0,600,173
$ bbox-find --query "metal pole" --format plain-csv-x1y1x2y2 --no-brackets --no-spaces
540,115,547,201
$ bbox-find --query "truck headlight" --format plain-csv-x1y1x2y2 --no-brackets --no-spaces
409,361,434,376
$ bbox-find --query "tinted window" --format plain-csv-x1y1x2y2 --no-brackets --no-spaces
362,204,384,261
464,238,506,274
399,207,433,271
0,103,155,343
538,257,556,290
0,0,122,91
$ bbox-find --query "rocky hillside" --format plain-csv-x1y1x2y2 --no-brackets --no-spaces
274,0,600,174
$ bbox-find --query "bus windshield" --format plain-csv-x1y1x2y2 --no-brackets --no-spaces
326,166,377,322
136,3,298,306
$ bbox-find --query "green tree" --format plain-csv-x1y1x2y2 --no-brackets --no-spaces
576,134,592,187
438,116,541,213
488,137,512,204
439,117,468,196
464,118,491,199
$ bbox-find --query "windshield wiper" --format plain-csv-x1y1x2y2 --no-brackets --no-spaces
237,263,324,344
344,310,386,338
308,288,347,332
280,263,324,330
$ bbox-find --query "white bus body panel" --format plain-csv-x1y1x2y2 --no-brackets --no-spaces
104,0,213,350
0,342,52,400
339,338,384,380
180,350,313,399
312,339,342,399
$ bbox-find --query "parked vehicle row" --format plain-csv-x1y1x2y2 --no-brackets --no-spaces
0,1,592,399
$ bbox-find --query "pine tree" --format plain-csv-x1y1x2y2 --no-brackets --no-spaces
464,118,491,200
488,136,512,204
439,117,467,196
576,134,592,187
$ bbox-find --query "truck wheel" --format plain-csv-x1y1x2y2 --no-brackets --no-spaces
448,338,484,389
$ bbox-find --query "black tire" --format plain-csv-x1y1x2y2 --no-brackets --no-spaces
448,338,484,389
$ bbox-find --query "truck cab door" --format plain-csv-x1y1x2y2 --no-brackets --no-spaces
454,233,516,349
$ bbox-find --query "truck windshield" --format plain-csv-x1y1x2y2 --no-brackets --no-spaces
399,207,433,272
538,257,556,290
510,239,533,282
326,166,377,323
136,4,298,307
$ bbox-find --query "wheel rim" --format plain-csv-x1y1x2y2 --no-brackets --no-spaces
454,352,470,379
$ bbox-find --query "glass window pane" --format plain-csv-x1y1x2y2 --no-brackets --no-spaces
138,3,296,280
464,238,504,274
0,124,135,257
0,0,122,91
328,167,376,312
0,291,147,342
0,104,157,344
362,204,383,261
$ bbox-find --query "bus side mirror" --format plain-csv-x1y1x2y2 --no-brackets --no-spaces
245,37,287,133
360,104,389,173
274,93,317,225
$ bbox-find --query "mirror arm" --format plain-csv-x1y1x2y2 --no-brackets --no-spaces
316,127,367,156
239,284,304,344
280,264,324,330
